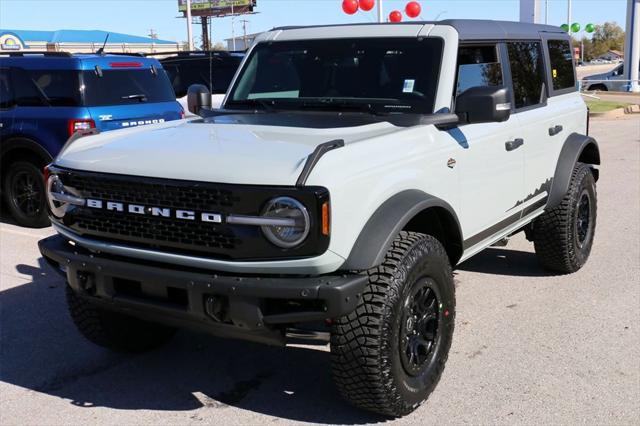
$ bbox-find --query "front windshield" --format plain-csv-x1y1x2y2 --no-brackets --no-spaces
227,37,443,115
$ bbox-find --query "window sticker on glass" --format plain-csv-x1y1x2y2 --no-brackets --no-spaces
403,79,415,93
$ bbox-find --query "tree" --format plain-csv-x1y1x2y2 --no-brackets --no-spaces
212,42,227,51
591,22,625,57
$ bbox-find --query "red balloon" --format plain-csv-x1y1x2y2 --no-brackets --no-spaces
405,1,421,18
342,0,359,14
359,0,375,12
389,10,402,22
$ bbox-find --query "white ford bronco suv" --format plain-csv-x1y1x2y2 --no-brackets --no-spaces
39,20,600,417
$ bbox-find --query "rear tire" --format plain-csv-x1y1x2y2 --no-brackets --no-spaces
2,161,49,228
330,232,455,417
532,162,597,273
587,83,608,92
66,285,176,353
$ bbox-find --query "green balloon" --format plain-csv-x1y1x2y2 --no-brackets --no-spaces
571,22,581,32
585,23,595,33
560,24,569,32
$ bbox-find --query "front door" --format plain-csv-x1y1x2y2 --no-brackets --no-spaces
453,44,525,249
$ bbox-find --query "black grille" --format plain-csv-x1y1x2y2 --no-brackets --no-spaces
64,173,238,211
51,167,330,260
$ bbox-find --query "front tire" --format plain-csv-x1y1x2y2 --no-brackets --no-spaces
2,161,49,228
66,285,176,353
330,232,455,417
532,162,597,273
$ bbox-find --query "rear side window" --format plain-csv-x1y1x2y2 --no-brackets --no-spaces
455,45,503,95
0,69,13,108
507,41,546,109
547,40,575,91
11,68,81,107
81,69,176,106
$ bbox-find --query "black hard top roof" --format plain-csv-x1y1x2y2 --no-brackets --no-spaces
273,19,567,41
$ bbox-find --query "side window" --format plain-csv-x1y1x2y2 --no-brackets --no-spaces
0,69,14,109
455,45,503,95
614,65,624,76
11,68,81,107
507,41,546,109
11,68,46,107
547,39,576,91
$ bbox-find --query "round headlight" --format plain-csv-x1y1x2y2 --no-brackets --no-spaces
46,175,66,218
261,196,310,248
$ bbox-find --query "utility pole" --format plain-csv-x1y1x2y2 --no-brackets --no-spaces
240,19,249,51
201,16,209,50
231,2,236,51
148,29,158,39
186,0,194,50
567,0,572,35
377,0,384,23
545,0,549,24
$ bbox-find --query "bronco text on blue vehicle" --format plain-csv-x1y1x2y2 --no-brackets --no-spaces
0,51,183,227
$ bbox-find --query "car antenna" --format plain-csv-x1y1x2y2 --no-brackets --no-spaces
96,33,110,55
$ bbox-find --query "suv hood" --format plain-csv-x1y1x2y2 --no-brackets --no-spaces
55,114,402,185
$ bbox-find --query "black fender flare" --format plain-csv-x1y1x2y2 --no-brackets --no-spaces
547,133,600,209
0,137,54,167
341,190,462,270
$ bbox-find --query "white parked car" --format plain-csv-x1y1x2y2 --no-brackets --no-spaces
40,20,599,417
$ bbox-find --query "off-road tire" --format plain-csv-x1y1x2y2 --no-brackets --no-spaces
532,162,597,273
330,232,455,417
66,285,176,352
2,161,49,228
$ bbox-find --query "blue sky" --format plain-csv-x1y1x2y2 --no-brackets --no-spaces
0,0,629,45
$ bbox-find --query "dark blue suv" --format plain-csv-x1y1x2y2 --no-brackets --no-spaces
0,52,183,227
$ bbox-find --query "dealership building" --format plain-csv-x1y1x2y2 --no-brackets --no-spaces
0,29,180,54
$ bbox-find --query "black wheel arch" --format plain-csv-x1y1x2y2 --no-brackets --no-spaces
547,133,600,210
1,137,54,174
341,190,463,270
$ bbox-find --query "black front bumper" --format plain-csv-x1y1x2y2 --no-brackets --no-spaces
39,235,367,346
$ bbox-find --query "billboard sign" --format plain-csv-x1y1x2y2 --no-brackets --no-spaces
178,0,256,17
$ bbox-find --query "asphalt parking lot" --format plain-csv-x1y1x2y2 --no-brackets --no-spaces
1,117,638,425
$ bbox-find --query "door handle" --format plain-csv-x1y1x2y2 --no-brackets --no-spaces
505,138,524,151
548,125,563,136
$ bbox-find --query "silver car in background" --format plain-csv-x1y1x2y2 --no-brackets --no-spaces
581,62,638,91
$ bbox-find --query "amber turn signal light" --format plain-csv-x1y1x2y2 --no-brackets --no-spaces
321,202,330,236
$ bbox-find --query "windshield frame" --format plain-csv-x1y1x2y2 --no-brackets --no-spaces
224,37,444,115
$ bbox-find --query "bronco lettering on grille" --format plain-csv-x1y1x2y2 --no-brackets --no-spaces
86,199,222,223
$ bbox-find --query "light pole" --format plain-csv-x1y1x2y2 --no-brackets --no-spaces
567,0,572,35
377,0,384,23
186,0,194,51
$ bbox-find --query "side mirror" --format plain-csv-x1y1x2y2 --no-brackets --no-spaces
187,84,212,116
455,86,511,124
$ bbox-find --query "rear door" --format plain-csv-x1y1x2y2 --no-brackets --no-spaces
81,64,182,131
0,68,14,140
454,43,525,248
510,37,583,215
9,67,90,157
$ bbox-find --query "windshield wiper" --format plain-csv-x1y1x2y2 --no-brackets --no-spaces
299,99,390,116
121,94,148,102
231,98,276,112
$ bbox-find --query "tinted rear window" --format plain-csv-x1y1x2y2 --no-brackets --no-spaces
547,39,575,91
162,56,242,97
81,69,176,106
